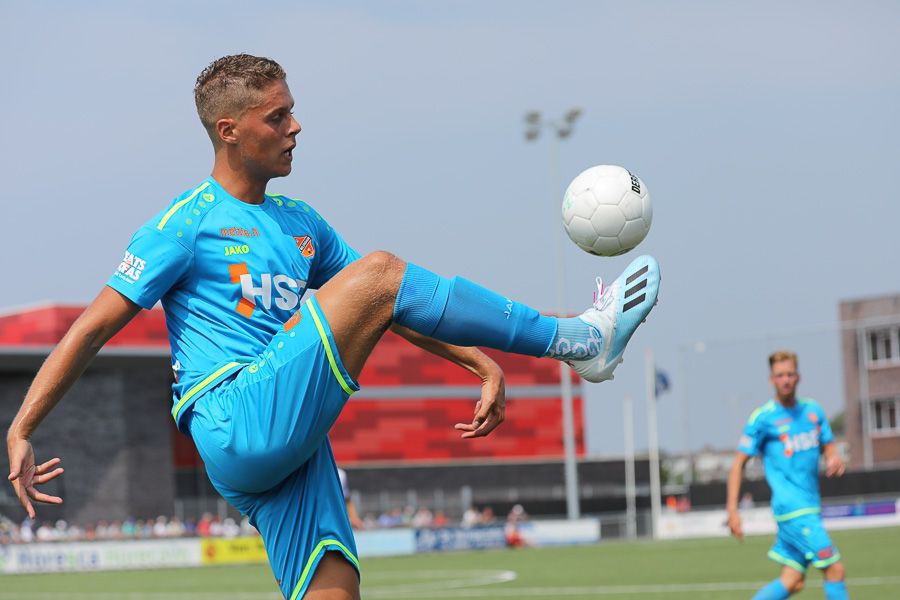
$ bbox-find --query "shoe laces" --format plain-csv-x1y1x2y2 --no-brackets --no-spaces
592,277,604,304
593,277,615,312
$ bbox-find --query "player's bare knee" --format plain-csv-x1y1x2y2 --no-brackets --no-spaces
358,250,405,293
790,578,804,594
824,561,845,581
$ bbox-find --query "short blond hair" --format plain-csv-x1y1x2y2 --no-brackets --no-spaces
768,350,798,369
194,54,286,136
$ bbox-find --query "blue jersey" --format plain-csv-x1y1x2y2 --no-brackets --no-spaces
737,398,834,520
107,177,360,429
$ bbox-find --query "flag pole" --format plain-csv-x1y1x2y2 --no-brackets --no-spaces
646,348,662,539
624,394,637,539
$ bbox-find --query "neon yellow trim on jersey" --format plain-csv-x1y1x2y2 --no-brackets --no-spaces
289,539,359,600
748,400,776,425
774,507,820,522
306,299,355,396
171,361,242,421
768,550,806,573
157,181,211,231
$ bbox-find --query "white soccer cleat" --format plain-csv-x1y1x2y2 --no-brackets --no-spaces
568,255,660,383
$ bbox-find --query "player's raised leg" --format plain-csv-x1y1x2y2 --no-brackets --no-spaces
313,250,659,382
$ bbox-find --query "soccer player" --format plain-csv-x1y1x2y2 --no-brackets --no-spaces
726,351,849,600
5,54,659,600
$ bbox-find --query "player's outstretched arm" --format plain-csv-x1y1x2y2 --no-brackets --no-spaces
725,452,750,541
6,286,141,518
390,324,505,439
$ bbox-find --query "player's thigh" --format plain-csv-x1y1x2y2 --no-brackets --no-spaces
768,526,808,576
313,250,406,379
305,552,361,600
190,298,358,493
249,441,359,600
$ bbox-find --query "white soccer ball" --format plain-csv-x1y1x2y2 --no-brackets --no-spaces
561,165,652,256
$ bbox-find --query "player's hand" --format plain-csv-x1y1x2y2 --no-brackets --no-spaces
727,511,744,541
6,437,64,519
455,370,506,439
825,454,845,477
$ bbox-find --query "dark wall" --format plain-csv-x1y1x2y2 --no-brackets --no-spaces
689,468,900,508
0,358,175,525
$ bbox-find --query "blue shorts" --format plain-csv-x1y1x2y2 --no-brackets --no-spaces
188,297,361,599
768,512,841,573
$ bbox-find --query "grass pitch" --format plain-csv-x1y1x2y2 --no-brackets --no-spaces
1,526,897,599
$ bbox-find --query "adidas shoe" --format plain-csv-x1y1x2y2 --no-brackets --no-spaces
568,255,660,383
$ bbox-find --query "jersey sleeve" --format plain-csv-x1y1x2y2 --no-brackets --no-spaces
737,413,766,456
817,405,835,445
107,226,193,309
309,213,361,289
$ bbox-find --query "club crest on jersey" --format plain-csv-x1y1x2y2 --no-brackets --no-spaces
294,236,315,258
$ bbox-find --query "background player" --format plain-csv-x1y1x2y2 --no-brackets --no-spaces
726,351,849,600
6,54,659,599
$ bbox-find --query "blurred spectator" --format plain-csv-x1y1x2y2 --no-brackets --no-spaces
196,513,213,537
432,511,449,529
740,492,755,510
411,506,433,528
376,508,403,528
152,516,168,538
209,516,224,537
461,506,480,529
505,504,529,548
20,518,34,544
480,506,496,524
240,515,258,536
338,468,364,530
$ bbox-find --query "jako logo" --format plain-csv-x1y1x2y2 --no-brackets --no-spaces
117,251,146,281
229,263,307,317
225,245,250,256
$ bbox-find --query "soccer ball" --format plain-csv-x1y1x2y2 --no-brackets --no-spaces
561,165,652,256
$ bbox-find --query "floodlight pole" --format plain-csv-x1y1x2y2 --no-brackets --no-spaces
524,109,583,520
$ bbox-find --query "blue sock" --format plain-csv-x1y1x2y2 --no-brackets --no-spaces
823,581,848,600
752,579,790,600
392,263,556,357
545,317,603,360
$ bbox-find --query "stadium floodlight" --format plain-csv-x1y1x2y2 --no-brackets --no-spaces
524,110,541,125
564,107,583,124
522,108,584,521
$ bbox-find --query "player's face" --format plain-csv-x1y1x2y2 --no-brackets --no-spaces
769,359,800,401
235,80,301,180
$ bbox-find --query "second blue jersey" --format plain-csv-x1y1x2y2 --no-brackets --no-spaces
107,177,360,429
737,398,834,520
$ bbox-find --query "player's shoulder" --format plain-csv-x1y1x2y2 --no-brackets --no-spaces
150,179,222,244
797,397,825,415
266,193,330,224
747,399,778,426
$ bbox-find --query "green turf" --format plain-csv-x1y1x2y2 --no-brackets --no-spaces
1,526,897,599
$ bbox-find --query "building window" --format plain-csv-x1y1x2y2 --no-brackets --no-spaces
866,327,899,366
872,398,900,433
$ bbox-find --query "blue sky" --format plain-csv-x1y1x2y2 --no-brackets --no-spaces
2,1,898,456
